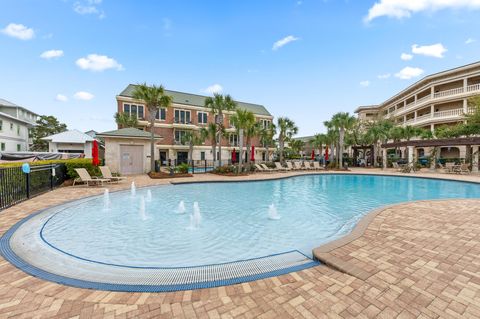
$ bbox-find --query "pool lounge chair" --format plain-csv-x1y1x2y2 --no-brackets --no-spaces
303,162,314,170
99,166,127,183
275,162,289,171
312,162,324,170
255,163,271,173
260,163,276,172
457,163,470,174
293,161,304,170
73,168,110,186
286,161,296,170
444,162,455,174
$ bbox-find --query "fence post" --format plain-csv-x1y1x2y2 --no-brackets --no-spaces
26,173,30,199
192,160,195,174
204,160,207,173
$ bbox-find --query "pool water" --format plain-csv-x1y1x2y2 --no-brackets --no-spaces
41,175,479,268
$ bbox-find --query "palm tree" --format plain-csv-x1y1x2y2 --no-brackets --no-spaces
366,120,393,167
230,109,256,168
259,123,276,162
132,83,173,172
330,112,356,168
277,117,298,163
114,112,138,128
310,134,327,161
204,94,237,166
323,120,338,165
200,123,221,162
181,131,205,165
289,139,305,155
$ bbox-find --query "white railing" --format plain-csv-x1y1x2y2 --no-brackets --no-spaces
434,87,464,99
433,108,463,118
415,113,431,121
467,83,480,93
416,95,431,104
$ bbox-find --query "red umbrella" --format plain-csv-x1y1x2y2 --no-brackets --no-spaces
232,148,237,163
311,149,315,160
325,146,329,161
92,140,100,166
250,145,255,162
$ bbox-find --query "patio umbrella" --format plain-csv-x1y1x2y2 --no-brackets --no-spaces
232,148,236,163
250,145,255,162
325,146,329,161
311,149,315,160
92,140,100,166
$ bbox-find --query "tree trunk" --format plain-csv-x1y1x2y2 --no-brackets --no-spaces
339,129,344,168
265,143,270,162
239,129,244,171
279,136,284,163
246,137,251,164
217,111,223,167
188,142,193,164
212,143,216,162
373,142,378,167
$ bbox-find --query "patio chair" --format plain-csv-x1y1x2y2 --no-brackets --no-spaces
260,163,276,172
99,166,127,183
303,162,314,170
445,162,455,174
312,162,324,170
286,161,296,170
254,163,270,173
293,161,304,170
73,168,110,186
458,163,470,174
274,162,288,171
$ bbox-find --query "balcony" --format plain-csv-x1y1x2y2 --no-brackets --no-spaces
402,108,468,126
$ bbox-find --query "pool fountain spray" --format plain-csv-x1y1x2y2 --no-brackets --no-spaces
139,196,147,220
177,200,186,214
146,189,152,202
131,182,136,197
103,189,110,210
268,203,280,220
188,202,201,229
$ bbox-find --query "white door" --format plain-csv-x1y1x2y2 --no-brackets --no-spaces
120,145,144,175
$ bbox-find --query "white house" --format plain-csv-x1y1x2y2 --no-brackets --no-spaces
0,98,38,152
42,129,95,158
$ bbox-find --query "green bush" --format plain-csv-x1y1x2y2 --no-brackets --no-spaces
175,163,189,174
212,165,235,174
0,158,99,179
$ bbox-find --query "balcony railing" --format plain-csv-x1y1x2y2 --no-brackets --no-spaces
434,87,464,99
415,95,431,104
415,113,432,121
467,83,480,93
174,118,193,125
433,108,464,118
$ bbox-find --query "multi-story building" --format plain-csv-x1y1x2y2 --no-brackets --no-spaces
0,98,38,152
355,61,480,159
116,84,274,164
355,61,480,131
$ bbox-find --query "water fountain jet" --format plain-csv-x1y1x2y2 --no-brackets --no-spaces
103,189,110,210
131,182,136,197
268,203,280,220
139,196,147,221
177,200,186,214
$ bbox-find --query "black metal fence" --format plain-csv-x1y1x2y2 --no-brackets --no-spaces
0,163,68,211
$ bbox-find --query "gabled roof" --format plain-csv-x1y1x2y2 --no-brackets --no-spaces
0,111,36,125
41,129,95,143
118,84,272,117
0,98,39,116
97,127,162,139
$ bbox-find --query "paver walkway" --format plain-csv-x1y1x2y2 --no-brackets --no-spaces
0,169,479,318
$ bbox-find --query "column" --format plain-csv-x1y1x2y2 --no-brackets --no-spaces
472,145,479,173
464,78,468,92
408,146,414,167
431,104,435,118
414,111,417,120
463,99,468,113
431,86,435,98
430,124,435,132
382,148,387,170
430,147,437,171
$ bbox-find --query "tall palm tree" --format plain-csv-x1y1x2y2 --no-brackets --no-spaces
323,120,338,165
277,117,298,163
114,112,138,128
204,94,237,166
230,109,256,168
181,131,205,165
331,112,356,168
132,83,173,173
310,134,327,161
289,139,305,155
259,123,276,162
366,120,393,167
200,123,221,162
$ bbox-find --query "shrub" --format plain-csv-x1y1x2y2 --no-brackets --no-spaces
212,165,235,174
0,158,100,179
175,163,189,174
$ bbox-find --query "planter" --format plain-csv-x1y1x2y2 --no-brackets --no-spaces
148,172,193,179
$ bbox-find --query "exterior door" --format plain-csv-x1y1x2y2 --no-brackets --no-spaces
177,151,188,165
159,151,167,166
120,145,144,175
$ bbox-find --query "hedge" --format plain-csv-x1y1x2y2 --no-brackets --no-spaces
0,158,100,179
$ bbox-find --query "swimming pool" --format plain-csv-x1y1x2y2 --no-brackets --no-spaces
3,174,479,291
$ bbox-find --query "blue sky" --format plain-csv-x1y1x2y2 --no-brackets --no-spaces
1,0,479,136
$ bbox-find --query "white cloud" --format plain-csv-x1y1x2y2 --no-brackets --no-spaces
76,54,124,71
377,73,391,79
395,67,424,80
364,0,480,22
465,38,476,44
401,53,413,61
272,35,299,50
412,43,447,58
74,91,94,101
73,0,105,18
40,50,64,59
55,94,68,102
1,23,34,40
203,84,223,95
360,80,370,87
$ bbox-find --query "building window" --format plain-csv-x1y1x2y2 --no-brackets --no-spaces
10,123,14,130
17,144,21,152
174,109,191,124
123,103,144,119
229,134,239,146
259,119,271,129
0,120,3,131
200,151,205,160
1,143,5,151
174,130,188,144
156,108,166,121
17,125,20,136
197,112,208,124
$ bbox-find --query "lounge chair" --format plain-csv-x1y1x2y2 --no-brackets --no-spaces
312,162,324,170
254,163,270,173
260,163,276,172
293,162,304,170
73,168,110,186
303,162,314,170
457,163,470,174
286,161,296,170
275,162,289,171
99,166,127,183
444,162,455,174
392,162,403,172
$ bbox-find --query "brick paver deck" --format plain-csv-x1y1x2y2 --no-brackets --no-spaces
0,169,479,318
